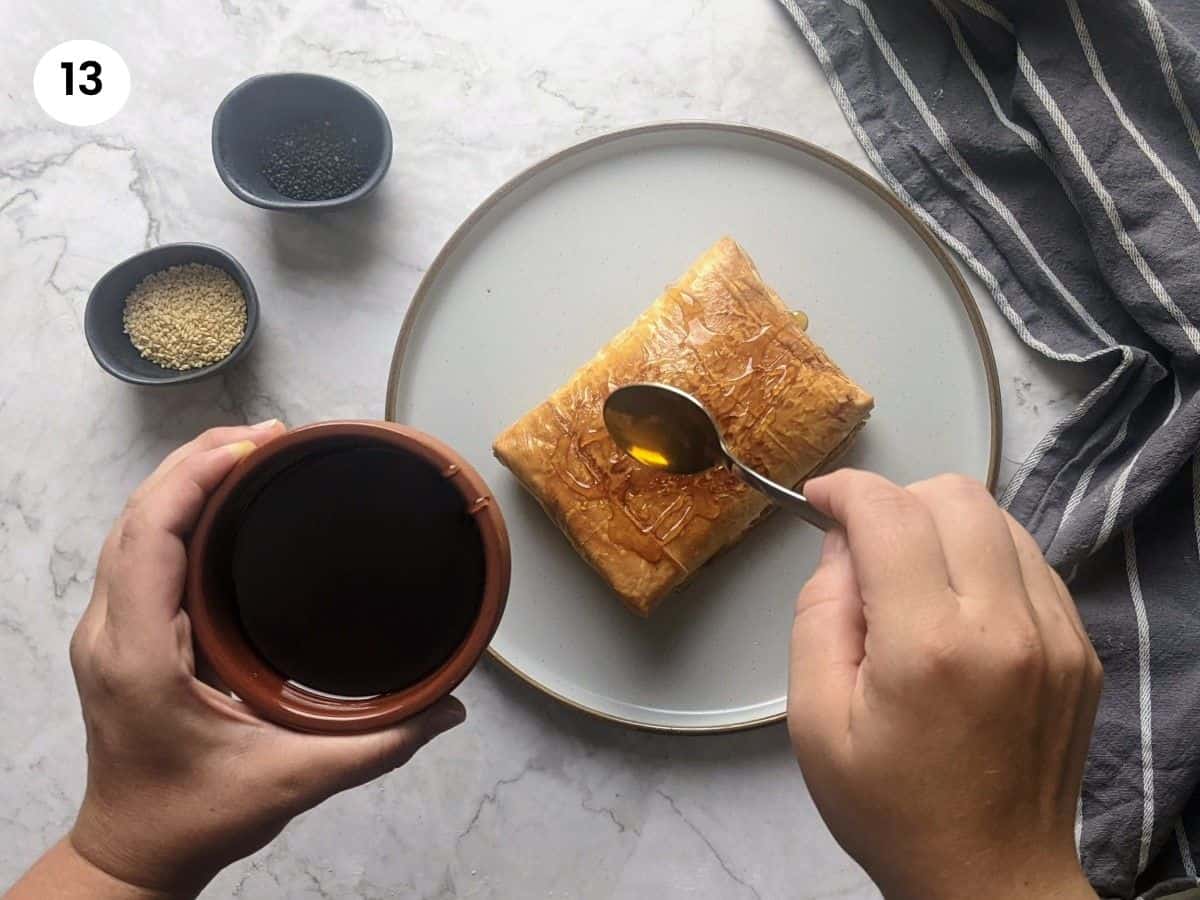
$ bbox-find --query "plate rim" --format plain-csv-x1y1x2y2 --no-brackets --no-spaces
385,120,1003,735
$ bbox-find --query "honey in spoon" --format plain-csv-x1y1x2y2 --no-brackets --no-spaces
602,383,726,476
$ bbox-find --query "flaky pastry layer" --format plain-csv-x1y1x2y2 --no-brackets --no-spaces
493,237,873,615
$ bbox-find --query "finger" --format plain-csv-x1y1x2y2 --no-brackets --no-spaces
273,698,467,805
1012,522,1101,677
90,521,123,603
789,528,865,757
907,475,1029,605
108,441,257,628
1001,512,1073,634
1001,513,1101,801
129,440,257,540
805,470,955,632
1044,558,1103,808
1047,564,1092,649
133,420,284,503
97,423,280,608
149,420,282,486
1060,589,1103,806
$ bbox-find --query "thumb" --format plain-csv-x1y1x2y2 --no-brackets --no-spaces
107,441,259,631
272,697,466,807
788,528,864,762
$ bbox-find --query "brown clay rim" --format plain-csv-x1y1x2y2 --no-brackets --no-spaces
384,121,1003,736
185,420,511,734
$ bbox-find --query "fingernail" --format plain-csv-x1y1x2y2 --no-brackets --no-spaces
251,418,281,430
226,440,257,460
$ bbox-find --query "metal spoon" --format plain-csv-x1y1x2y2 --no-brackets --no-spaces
603,382,836,531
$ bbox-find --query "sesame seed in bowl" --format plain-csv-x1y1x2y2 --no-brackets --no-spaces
84,243,260,386
122,263,247,371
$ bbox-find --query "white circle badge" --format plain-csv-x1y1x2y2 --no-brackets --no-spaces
34,40,130,127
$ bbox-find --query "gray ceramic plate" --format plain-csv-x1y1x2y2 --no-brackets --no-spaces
386,123,1000,733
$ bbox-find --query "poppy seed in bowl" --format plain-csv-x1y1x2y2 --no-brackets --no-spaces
212,72,392,211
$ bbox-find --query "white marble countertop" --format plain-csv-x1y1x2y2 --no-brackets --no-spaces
1,2,1086,897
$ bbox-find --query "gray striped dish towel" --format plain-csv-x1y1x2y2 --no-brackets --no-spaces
776,1,1200,897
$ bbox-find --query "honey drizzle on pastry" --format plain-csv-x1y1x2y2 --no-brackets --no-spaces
542,276,818,569
491,237,875,613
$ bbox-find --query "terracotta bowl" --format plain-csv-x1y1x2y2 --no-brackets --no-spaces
185,421,510,734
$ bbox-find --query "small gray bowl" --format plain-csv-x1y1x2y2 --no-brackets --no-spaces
212,72,393,211
84,243,259,386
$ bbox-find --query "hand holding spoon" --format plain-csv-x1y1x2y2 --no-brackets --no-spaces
603,383,836,531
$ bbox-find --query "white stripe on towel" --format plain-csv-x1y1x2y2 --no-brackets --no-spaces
1136,0,1200,165
957,0,1012,29
1068,0,1200,234
931,0,1165,514
929,0,1089,222
929,0,1054,167
778,0,1131,513
839,0,1116,348
965,0,1200,353
1059,413,1130,529
778,0,1091,367
1001,347,1133,509
1123,527,1156,876
1175,816,1199,881
1091,376,1182,554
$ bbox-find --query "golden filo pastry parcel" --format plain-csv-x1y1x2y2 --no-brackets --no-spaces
492,237,873,616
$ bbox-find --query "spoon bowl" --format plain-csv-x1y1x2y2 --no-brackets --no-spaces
602,382,725,474
603,383,835,531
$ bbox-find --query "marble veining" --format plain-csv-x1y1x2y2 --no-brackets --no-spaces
1,0,1079,897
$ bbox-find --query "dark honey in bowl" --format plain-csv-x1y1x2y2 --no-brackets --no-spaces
230,444,484,697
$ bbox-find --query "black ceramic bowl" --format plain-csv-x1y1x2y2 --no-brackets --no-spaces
84,243,259,386
211,72,393,211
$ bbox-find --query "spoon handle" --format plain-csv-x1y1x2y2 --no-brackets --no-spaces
726,456,836,531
